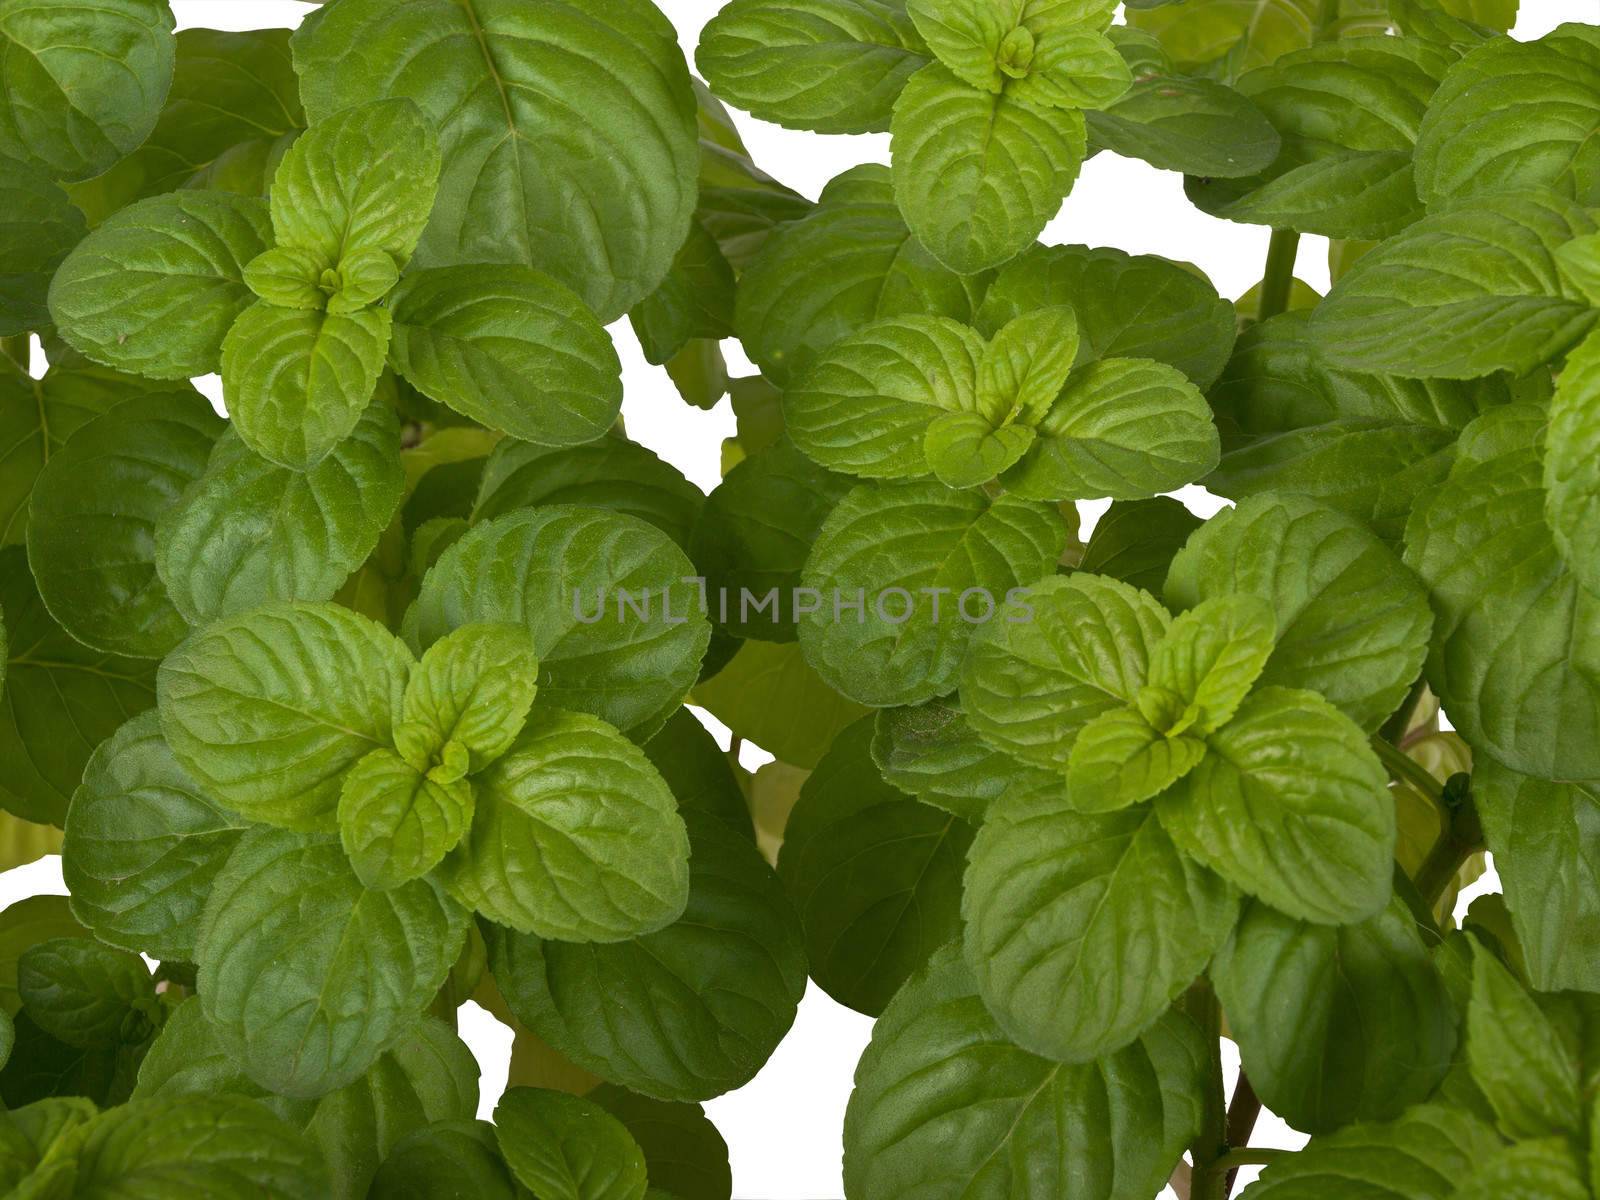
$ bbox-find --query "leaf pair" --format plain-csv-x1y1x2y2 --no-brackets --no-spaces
787,307,1220,499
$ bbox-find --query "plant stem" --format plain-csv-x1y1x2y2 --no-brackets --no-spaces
1222,1074,1263,1197
1414,831,1477,911
1256,229,1301,322
1215,1148,1289,1171
1378,675,1430,745
1371,736,1444,805
1183,984,1229,1200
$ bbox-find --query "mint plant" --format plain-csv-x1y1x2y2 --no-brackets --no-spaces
0,0,1596,1197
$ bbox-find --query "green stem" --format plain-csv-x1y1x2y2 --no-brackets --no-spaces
1222,1075,1263,1197
1214,1148,1290,1171
1371,736,1444,806
1184,984,1229,1200
1414,832,1476,912
1256,229,1301,322
1378,675,1430,745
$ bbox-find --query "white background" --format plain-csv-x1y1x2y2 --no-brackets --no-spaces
7,1,1595,1195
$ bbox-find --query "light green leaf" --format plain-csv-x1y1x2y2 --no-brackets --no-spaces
1165,494,1433,733
587,1086,732,1200
962,573,1170,772
0,0,175,182
156,402,404,626
1077,496,1201,595
442,707,690,942
0,545,156,826
965,787,1238,1062
1475,758,1600,994
398,623,539,777
408,506,709,739
799,482,1065,707
1557,231,1600,304
1065,706,1206,813
494,1087,647,1200
1002,356,1220,500
1206,310,1514,541
244,244,329,310
1155,685,1394,925
692,639,870,769
222,300,392,471
1311,191,1599,378
924,410,1035,487
978,306,1079,421
1414,24,1600,208
976,242,1236,388
62,710,247,962
196,828,468,1099
778,719,970,1015
292,0,699,323
905,0,1019,92
1123,0,1330,81
1239,1103,1502,1200
1213,895,1455,1134
270,99,440,267
26,391,221,658
17,937,157,1051
328,248,400,314
1143,593,1276,735
158,601,413,830
473,435,703,553
0,155,84,336
1453,1141,1591,1200
388,265,622,448
844,943,1205,1200
48,191,273,379
1545,328,1600,595
72,1094,325,1199
1466,943,1583,1141
734,164,983,387
784,315,985,480
891,63,1086,274
696,0,929,134
871,698,1054,822
1403,405,1600,782
338,748,475,892
490,810,804,1101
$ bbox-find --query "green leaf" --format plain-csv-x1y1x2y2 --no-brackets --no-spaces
495,1087,648,1200
196,828,468,1099
158,601,413,830
1545,328,1600,595
292,0,700,324
17,938,157,1051
1206,310,1514,541
1240,1102,1502,1200
784,315,986,480
1002,356,1220,500
978,306,1080,425
338,748,475,892
696,0,929,134
398,623,540,776
924,411,1035,488
1212,895,1455,1134
1155,686,1394,925
0,895,89,1017
1077,496,1202,595
369,1120,523,1200
473,435,703,553
0,155,84,336
1414,25,1600,208
1311,191,1599,378
388,265,622,447
1143,593,1276,735
1558,231,1600,304
1475,758,1600,994
641,708,753,840
629,220,735,367
26,391,221,658
1453,1141,1592,1200
1403,405,1600,782
408,506,710,739
891,63,1086,274
270,99,440,267
962,573,1170,772
1466,942,1583,1141
777,718,970,1015
490,810,803,1101
965,786,1238,1062
692,638,870,769
61,710,246,962
871,697,1053,822
244,244,331,310
799,482,1065,707
1165,494,1433,733
587,1085,732,1200
844,941,1206,1199
48,191,273,380
0,0,175,182
442,707,690,942
72,1094,326,1199
691,440,854,641
1065,706,1206,813
734,164,984,387
222,301,392,471
0,545,156,826
156,401,404,625
976,243,1237,389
